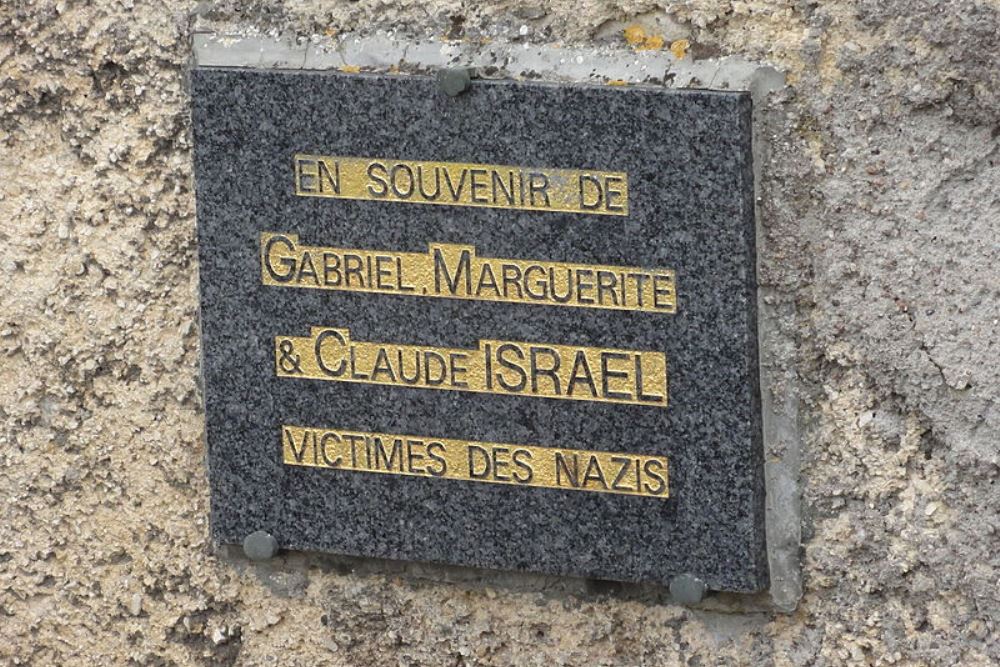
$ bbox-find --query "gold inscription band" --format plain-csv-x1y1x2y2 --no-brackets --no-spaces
293,154,629,216
275,327,668,407
283,425,669,498
261,233,676,314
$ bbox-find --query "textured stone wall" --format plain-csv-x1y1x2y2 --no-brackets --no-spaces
1,1,997,665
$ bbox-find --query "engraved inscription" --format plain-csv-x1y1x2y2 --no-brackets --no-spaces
293,154,629,216
261,233,676,314
282,425,669,498
275,327,668,407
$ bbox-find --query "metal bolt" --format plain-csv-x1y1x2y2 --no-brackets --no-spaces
669,574,707,605
436,68,472,97
243,530,279,561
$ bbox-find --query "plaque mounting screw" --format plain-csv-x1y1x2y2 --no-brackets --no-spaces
669,574,707,605
243,530,279,561
436,67,473,97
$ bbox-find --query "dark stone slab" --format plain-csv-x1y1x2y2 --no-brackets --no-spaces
191,68,767,593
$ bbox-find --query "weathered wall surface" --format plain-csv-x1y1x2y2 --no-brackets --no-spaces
1,1,998,665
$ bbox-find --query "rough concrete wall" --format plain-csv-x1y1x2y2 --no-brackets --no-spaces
1,1,997,665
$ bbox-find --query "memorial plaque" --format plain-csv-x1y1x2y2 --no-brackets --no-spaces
191,68,766,592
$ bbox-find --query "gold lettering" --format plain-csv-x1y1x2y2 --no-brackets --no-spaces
282,425,669,498
293,154,629,216
261,234,676,314
275,327,668,407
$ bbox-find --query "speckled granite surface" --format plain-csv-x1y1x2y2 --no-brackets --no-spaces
191,69,765,592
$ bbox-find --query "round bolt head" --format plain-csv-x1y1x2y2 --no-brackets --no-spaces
436,68,472,97
243,530,279,561
669,574,707,605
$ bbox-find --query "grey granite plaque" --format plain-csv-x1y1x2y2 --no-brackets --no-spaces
191,68,766,593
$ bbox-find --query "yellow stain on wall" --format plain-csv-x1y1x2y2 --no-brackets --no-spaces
623,24,647,47
670,39,690,60
640,35,665,51
623,24,667,51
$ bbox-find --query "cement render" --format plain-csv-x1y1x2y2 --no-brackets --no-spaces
1,1,998,665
